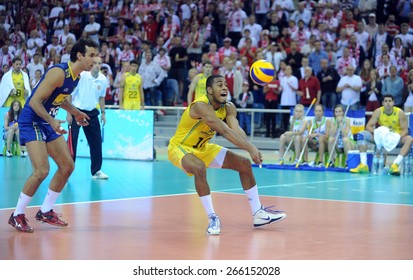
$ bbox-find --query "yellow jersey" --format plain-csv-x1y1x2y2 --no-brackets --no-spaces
4,71,26,107
194,73,208,100
378,106,402,134
123,72,142,109
169,95,227,151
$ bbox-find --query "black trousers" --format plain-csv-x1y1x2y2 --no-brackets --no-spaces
70,108,102,175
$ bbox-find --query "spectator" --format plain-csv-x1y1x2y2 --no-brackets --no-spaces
264,42,286,72
317,58,340,109
263,73,280,138
235,80,254,136
27,53,45,80
404,69,413,113
335,47,357,77
280,65,299,131
52,11,69,37
139,51,166,109
362,69,382,115
308,40,328,75
364,13,379,39
377,53,392,80
371,24,393,66
83,14,101,44
297,66,321,106
243,14,263,43
225,0,248,47
285,41,303,75
168,36,188,100
382,65,405,108
336,65,363,110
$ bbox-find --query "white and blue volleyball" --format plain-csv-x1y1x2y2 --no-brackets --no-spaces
249,60,275,86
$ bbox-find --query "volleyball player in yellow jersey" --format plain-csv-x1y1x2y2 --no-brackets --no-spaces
118,60,144,110
0,57,31,107
186,60,213,105
168,75,286,235
350,95,413,175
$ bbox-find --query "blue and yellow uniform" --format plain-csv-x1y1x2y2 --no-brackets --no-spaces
18,62,80,144
168,95,226,175
378,106,402,134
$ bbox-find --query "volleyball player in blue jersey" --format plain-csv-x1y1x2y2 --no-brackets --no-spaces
8,39,99,233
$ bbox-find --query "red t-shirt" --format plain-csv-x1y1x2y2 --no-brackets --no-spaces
264,80,280,102
298,76,320,105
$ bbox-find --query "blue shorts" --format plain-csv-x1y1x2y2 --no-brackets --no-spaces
19,121,61,145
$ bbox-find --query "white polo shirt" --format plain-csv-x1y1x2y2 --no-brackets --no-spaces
72,71,108,111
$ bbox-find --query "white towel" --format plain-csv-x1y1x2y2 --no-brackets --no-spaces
374,126,400,152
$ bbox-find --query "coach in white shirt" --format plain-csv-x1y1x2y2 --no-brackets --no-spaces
67,56,109,179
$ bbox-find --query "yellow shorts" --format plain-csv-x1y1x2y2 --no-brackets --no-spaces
123,102,141,110
168,143,224,176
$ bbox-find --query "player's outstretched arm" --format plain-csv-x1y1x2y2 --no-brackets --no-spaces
225,102,248,140
191,102,262,164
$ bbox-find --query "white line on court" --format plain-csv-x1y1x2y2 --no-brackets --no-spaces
214,176,375,193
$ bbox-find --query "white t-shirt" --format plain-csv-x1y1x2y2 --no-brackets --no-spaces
280,75,298,106
84,22,101,44
337,74,363,105
72,71,108,110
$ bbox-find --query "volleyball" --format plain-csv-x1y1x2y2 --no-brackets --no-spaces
249,60,275,86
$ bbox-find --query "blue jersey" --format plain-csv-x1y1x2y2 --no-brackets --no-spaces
19,62,80,124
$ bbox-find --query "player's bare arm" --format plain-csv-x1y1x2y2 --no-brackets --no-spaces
118,73,126,109
398,110,408,137
190,102,262,164
187,75,199,104
225,102,248,139
366,108,380,134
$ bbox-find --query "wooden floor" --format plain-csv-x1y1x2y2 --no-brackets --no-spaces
1,152,412,260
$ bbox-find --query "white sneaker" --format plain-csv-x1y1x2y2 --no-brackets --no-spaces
308,161,315,167
6,151,12,157
92,170,109,179
20,151,27,157
253,205,287,227
207,213,221,235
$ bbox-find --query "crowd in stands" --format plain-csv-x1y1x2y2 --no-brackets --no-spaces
1,0,413,139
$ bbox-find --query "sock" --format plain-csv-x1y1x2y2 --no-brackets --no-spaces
200,195,215,216
394,155,404,165
40,189,61,213
14,192,33,215
244,185,262,215
360,152,367,165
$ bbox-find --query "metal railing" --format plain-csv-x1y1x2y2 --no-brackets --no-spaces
106,105,382,142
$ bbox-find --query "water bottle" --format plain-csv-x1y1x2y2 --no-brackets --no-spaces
378,152,384,175
371,155,379,175
403,152,413,176
404,156,410,176
409,149,413,176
